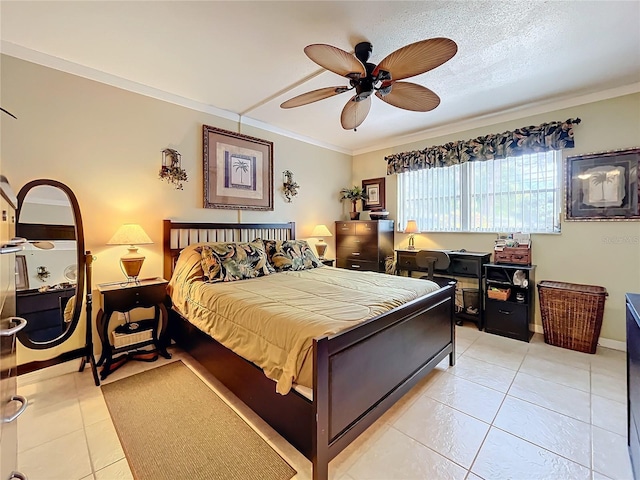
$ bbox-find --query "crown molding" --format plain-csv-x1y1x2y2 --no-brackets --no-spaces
1,41,350,155
353,82,640,156
3,41,637,159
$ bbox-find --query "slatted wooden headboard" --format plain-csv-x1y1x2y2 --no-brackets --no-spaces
162,219,296,280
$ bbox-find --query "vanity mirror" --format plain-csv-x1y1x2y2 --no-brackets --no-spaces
16,179,85,349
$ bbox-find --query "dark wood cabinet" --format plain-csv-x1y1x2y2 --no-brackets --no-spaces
16,286,75,342
627,293,640,479
484,263,535,342
335,220,394,272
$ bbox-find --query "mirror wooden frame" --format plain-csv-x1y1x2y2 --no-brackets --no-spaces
16,179,86,349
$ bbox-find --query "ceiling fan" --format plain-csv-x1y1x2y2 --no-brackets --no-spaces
280,37,457,131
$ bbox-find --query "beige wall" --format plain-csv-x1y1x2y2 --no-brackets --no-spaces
353,93,640,343
1,55,351,364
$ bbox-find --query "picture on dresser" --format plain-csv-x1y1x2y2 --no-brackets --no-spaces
361,177,385,210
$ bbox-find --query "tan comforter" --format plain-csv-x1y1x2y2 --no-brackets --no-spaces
168,244,440,395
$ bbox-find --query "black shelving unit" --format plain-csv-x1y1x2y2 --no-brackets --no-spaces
484,263,536,342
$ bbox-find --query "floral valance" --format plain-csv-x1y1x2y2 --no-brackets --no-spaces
386,118,581,175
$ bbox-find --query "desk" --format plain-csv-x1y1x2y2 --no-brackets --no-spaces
395,249,492,330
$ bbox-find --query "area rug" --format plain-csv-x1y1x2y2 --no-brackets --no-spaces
101,361,296,480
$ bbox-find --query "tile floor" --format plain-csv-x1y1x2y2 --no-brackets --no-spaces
16,325,634,480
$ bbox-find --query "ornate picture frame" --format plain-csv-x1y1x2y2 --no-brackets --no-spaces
566,147,640,221
362,177,385,211
203,125,274,210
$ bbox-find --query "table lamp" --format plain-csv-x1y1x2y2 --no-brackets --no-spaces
310,224,332,259
404,220,419,250
107,224,153,283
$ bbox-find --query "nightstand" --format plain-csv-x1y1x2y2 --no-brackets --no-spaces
321,259,335,267
96,277,172,379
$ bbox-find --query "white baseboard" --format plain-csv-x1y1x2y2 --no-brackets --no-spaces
529,323,625,352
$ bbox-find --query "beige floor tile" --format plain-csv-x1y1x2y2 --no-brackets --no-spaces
592,394,627,436
347,427,467,480
85,418,126,471
18,398,84,452
592,473,614,480
393,395,490,468
465,474,483,480
472,332,530,354
79,389,111,427
494,396,591,468
425,372,505,423
450,355,516,393
590,347,626,377
18,372,79,411
592,371,627,404
455,336,475,354
18,429,92,480
17,361,79,387
519,354,591,391
471,427,591,480
526,342,592,371
95,458,134,480
456,324,483,341
592,426,635,480
509,371,591,422
461,343,526,371
329,420,390,480
80,475,95,480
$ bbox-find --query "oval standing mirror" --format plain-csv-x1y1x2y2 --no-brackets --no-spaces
15,179,85,349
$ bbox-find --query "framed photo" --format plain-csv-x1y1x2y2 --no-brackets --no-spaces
362,177,385,211
566,147,640,221
203,125,274,210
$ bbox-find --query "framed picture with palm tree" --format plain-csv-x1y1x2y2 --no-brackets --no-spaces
566,147,640,221
203,125,274,210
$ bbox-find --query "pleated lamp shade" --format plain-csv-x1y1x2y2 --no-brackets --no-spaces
107,224,153,281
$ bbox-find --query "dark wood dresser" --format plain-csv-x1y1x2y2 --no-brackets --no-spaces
627,293,640,479
335,220,394,272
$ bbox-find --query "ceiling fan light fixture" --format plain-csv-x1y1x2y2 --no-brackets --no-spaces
282,37,457,130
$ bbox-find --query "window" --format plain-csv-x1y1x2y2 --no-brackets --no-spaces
397,150,562,233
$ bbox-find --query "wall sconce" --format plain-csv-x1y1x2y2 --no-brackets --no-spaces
36,266,51,282
404,220,419,250
159,148,188,190
282,170,299,202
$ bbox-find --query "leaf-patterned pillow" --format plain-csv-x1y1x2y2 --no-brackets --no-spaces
199,239,274,283
263,239,322,271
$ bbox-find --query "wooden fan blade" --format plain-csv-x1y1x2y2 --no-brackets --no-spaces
280,86,347,109
375,82,440,112
374,38,457,81
305,44,366,79
341,95,371,130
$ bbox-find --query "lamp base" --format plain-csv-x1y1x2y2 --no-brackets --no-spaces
121,247,145,283
315,240,328,260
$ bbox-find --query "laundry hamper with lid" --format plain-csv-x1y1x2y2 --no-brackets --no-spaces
537,281,608,354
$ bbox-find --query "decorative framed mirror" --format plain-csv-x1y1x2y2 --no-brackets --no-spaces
15,179,86,350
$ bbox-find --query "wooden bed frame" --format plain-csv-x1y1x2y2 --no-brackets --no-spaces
162,219,455,480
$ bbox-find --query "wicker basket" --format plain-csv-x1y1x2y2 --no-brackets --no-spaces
537,281,608,354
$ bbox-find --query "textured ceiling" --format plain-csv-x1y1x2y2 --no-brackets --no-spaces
2,1,639,154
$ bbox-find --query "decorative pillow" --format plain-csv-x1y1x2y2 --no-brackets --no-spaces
199,239,274,283
263,239,322,271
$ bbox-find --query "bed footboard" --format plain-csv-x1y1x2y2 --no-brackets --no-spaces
312,285,455,480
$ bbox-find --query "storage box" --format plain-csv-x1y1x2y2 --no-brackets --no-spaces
537,281,608,354
487,287,511,301
112,328,153,348
494,246,531,265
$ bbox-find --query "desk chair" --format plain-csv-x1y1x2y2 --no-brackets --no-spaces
415,250,452,285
